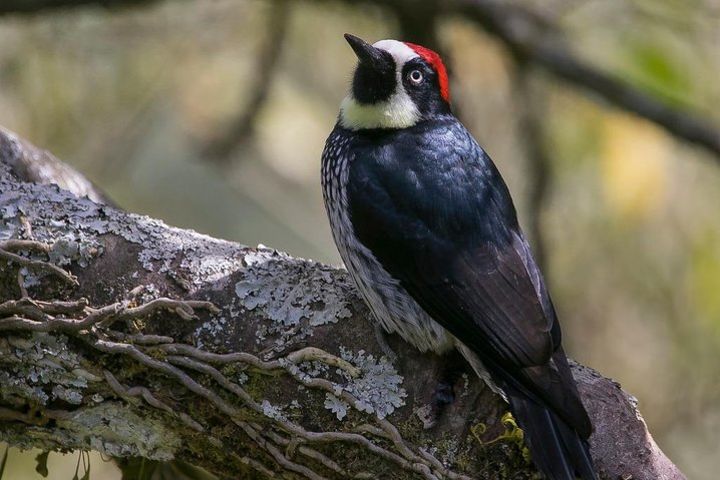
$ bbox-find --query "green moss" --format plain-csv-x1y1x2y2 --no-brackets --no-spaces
145,348,168,361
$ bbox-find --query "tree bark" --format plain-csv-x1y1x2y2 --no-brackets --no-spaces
0,127,685,479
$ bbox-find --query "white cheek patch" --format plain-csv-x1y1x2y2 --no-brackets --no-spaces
340,40,421,130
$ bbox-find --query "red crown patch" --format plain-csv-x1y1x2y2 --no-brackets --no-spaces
404,42,450,102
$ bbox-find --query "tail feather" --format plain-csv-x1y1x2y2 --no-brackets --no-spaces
508,391,597,480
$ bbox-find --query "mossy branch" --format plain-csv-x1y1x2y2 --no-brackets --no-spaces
0,127,685,479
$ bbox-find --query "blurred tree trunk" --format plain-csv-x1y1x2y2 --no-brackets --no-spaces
0,129,686,479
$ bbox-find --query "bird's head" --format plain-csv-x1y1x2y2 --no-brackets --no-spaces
340,34,451,131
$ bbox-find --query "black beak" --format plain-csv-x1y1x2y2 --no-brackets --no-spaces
344,34,389,69
344,34,395,104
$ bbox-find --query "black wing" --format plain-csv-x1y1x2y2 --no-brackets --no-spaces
347,120,590,436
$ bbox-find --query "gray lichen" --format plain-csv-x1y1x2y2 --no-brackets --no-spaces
260,400,288,422
0,174,246,289
1,173,356,355
337,347,406,419
0,335,179,460
324,393,349,421
0,333,90,406
194,315,230,349
46,232,101,268
234,248,353,350
138,283,161,303
293,347,407,421
57,402,180,460
299,361,330,378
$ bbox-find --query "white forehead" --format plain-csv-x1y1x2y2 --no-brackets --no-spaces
372,39,418,66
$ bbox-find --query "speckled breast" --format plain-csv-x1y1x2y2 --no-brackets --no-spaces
321,127,453,354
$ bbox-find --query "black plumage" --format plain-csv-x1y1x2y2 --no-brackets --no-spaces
338,118,593,477
322,35,597,480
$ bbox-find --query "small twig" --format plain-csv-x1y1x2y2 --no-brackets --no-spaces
0,239,50,253
166,355,261,414
158,344,360,377
104,371,172,414
236,421,329,480
91,338,247,421
34,298,89,315
111,297,220,323
103,370,205,432
0,301,120,332
107,332,175,345
0,315,82,332
0,297,217,332
157,343,281,372
0,247,78,286
284,347,361,378
16,269,28,298
0,298,88,320
235,453,277,478
356,424,389,439
266,430,362,478
202,0,291,161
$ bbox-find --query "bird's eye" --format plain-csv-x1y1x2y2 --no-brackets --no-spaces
408,70,423,85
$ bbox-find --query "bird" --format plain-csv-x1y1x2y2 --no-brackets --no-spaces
321,33,597,480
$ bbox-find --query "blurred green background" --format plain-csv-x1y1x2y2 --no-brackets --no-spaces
1,0,719,478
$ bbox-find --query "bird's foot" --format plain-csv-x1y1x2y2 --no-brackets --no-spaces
433,380,456,407
416,380,456,429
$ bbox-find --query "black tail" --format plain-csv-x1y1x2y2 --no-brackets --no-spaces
508,390,597,480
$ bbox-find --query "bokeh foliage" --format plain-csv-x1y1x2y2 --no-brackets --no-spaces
0,0,718,478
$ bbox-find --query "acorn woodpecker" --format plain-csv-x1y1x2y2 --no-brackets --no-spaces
321,34,597,480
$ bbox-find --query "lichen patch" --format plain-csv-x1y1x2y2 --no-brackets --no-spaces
0,333,89,406
59,402,180,460
234,248,353,350
337,347,406,419
0,177,246,289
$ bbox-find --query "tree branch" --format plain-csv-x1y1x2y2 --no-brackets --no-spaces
324,0,720,157
0,128,685,479
0,0,158,15
0,126,114,206
200,0,292,162
441,0,720,157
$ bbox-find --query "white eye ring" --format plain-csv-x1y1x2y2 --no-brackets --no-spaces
408,70,423,84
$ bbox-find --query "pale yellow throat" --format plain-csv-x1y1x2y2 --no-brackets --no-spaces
339,93,421,130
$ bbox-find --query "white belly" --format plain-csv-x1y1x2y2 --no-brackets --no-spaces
322,152,453,354
334,224,454,354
